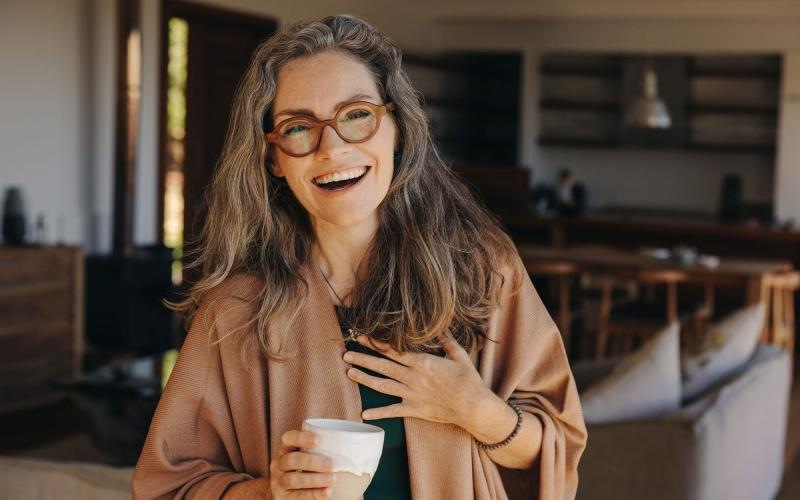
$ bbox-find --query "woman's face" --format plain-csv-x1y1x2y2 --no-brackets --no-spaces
270,51,397,231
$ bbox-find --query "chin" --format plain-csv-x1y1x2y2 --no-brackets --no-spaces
319,209,378,228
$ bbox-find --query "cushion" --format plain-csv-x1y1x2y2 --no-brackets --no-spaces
580,322,681,424
681,303,766,401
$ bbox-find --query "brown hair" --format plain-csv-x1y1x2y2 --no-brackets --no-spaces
167,14,520,361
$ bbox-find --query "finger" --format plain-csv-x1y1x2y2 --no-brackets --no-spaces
288,488,333,499
362,403,409,420
281,471,336,490
355,335,417,366
280,430,318,455
343,351,412,383
279,451,334,473
438,333,471,363
347,367,408,398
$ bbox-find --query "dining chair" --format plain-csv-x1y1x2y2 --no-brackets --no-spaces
764,271,800,353
523,259,580,356
595,269,713,359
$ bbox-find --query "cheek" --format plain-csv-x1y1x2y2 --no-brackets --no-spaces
272,157,310,199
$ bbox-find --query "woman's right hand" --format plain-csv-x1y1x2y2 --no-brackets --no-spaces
223,430,335,499
270,429,336,498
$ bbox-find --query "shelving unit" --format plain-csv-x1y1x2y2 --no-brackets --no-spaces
685,55,780,154
404,52,522,164
538,53,781,155
538,55,623,147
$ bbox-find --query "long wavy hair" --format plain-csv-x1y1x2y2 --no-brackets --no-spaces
167,14,521,361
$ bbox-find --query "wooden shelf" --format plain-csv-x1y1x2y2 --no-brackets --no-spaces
437,135,517,147
538,137,620,148
687,104,778,115
541,99,620,113
686,142,776,155
540,66,622,78
424,97,517,114
688,69,780,79
404,54,519,82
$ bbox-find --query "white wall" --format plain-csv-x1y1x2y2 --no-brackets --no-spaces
775,53,800,224
0,0,94,246
89,0,117,254
135,0,161,247
536,149,774,212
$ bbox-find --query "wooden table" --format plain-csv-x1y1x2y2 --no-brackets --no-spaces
517,244,793,342
502,213,800,268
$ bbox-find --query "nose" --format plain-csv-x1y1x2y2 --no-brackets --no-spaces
315,123,351,158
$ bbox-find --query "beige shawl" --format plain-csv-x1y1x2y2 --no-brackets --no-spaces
132,253,587,499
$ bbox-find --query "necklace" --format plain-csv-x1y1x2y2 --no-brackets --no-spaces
318,264,363,343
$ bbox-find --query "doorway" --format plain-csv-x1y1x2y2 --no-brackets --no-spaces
158,0,277,285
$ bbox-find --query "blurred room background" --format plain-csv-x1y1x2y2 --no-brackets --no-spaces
2,1,800,498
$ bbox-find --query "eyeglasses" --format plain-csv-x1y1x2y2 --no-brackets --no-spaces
266,101,396,157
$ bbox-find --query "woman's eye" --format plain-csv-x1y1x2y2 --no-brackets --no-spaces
344,109,371,121
284,123,308,135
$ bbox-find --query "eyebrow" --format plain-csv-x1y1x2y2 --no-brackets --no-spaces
273,93,378,121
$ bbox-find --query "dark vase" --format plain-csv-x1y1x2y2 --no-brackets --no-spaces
2,187,27,245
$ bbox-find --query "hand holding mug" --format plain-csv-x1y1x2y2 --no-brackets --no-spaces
270,430,335,498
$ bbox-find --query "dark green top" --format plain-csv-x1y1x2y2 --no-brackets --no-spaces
334,306,412,500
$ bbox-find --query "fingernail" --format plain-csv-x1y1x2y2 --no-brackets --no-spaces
324,487,333,497
330,473,337,483
343,352,353,361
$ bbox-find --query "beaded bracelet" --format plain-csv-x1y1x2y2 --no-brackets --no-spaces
474,400,524,450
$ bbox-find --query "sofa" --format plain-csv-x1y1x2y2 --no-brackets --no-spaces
0,455,133,499
573,344,792,500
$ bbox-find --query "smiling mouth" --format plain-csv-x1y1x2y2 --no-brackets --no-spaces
313,166,370,191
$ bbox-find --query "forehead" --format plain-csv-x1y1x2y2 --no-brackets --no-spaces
273,51,382,119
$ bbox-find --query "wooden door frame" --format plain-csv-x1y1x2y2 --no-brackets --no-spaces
155,0,279,245
113,0,142,257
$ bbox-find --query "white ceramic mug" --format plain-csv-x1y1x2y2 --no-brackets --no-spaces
301,418,384,500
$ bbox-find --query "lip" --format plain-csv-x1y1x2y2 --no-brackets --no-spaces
311,165,372,184
312,165,371,195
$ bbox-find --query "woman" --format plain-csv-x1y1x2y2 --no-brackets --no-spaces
133,14,586,500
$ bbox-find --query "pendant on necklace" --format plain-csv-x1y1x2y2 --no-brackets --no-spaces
345,327,363,343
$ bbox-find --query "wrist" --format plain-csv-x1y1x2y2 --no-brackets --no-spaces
222,478,264,499
462,390,518,445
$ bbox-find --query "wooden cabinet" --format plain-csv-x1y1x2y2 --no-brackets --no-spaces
0,246,84,413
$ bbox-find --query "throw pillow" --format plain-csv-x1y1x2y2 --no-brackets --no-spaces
580,322,681,424
681,303,766,401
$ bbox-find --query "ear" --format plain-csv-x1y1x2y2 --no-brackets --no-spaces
267,149,285,178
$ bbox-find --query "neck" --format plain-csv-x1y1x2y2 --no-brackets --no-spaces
311,216,378,304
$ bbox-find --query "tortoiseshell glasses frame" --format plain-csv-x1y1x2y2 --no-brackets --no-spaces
266,101,396,157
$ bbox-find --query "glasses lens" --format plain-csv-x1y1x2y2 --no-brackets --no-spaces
336,103,378,141
277,119,317,155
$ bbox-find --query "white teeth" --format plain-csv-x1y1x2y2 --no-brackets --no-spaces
314,166,368,185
